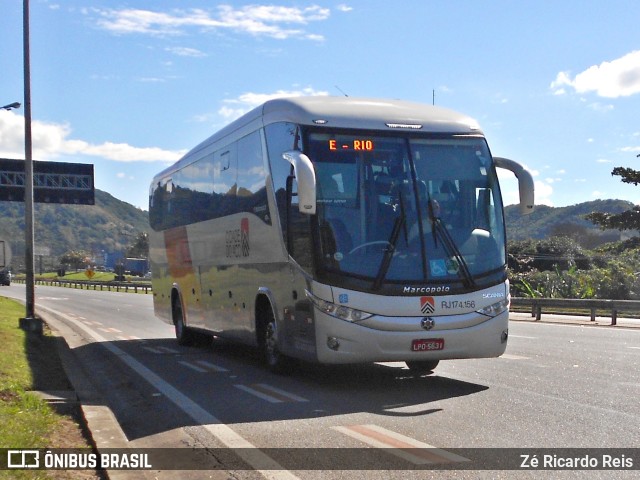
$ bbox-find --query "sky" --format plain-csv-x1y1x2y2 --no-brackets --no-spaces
1,0,640,212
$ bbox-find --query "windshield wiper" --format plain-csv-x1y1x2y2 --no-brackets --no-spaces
372,192,407,291
428,197,475,288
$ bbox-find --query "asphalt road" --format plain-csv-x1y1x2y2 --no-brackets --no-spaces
2,283,639,479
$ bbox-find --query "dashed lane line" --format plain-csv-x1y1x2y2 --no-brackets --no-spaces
194,360,229,372
333,424,470,465
500,353,530,360
234,383,309,403
178,361,208,373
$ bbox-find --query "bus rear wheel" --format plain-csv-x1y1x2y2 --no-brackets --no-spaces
405,360,439,375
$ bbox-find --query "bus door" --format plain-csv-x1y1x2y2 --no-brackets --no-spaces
283,174,317,359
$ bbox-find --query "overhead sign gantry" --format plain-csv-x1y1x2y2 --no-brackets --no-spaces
0,158,94,205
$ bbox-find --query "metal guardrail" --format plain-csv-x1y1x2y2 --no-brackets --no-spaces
511,297,640,326
14,278,152,294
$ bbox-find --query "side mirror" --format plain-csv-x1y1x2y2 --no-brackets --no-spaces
493,157,535,215
282,150,316,214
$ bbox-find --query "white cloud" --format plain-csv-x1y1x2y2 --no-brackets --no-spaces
136,77,166,83
534,180,554,206
0,110,184,163
336,4,353,12
551,50,640,98
497,163,553,207
165,46,207,57
92,5,330,41
218,87,330,121
587,102,614,112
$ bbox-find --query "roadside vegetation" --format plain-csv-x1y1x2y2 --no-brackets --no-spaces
510,161,640,300
0,297,98,479
509,236,640,300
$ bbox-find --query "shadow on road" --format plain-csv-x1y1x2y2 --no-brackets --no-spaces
66,335,489,442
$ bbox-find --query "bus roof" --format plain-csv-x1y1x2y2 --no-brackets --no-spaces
154,96,483,180
261,96,482,134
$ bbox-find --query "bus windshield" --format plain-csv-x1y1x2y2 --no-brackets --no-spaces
306,131,506,288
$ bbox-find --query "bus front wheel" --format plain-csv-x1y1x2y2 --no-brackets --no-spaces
173,296,195,346
405,360,439,375
262,309,290,374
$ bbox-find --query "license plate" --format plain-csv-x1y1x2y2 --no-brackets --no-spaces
411,338,444,352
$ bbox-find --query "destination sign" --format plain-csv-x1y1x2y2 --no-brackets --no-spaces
328,139,374,151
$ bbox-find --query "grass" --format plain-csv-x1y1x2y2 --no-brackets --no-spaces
0,296,99,479
0,298,53,448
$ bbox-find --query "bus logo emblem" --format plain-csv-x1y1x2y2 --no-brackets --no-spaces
421,317,435,330
420,297,435,314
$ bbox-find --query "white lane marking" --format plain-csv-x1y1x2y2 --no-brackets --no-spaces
142,346,164,354
178,361,208,373
194,360,229,372
156,346,179,354
509,335,537,339
500,354,529,360
333,424,470,465
234,383,309,403
235,384,283,403
253,384,309,402
627,346,640,350
39,304,299,480
141,346,180,354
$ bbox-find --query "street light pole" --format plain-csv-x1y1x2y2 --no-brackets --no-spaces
19,0,40,333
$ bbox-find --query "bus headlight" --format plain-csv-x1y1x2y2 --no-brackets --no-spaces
476,299,509,317
306,291,373,323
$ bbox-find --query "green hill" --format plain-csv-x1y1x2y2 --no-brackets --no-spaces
505,199,634,241
0,190,149,270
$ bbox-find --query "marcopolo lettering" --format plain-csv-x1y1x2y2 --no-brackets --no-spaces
403,286,450,294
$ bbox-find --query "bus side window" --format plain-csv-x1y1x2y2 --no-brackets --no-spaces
265,122,300,251
237,130,270,223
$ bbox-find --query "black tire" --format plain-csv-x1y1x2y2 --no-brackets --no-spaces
262,307,291,374
405,360,440,375
173,296,195,346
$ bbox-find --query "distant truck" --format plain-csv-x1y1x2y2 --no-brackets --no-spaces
125,257,149,277
0,238,12,286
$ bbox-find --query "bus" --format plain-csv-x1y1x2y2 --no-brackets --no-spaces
149,96,534,374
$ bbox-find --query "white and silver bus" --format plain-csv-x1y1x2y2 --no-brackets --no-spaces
149,96,534,373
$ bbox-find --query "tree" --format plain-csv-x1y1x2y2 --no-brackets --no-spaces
126,232,149,259
60,250,92,272
586,166,640,231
